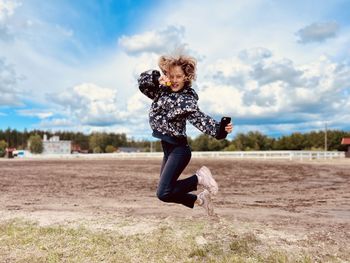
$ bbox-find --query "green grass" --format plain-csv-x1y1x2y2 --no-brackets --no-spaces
0,218,346,263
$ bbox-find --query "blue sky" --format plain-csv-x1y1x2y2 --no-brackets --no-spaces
1,0,350,140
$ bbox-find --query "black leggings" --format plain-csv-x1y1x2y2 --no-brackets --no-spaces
156,140,198,208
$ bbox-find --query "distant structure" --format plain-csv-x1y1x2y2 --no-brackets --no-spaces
43,134,71,154
5,147,16,158
71,144,88,154
341,138,350,158
117,147,141,153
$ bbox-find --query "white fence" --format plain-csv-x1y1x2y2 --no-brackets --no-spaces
192,151,345,160
17,150,345,160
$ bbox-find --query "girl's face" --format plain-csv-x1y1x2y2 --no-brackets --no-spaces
168,66,186,92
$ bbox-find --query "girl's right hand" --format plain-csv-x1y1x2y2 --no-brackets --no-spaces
159,75,171,86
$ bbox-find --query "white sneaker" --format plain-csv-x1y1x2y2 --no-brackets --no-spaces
198,189,214,216
196,166,219,195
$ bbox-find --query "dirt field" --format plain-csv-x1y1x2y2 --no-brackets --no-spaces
0,157,349,262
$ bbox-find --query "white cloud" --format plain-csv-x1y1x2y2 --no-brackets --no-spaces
48,83,128,127
144,1,350,66
55,24,74,38
118,25,186,55
198,84,242,116
238,47,272,63
0,0,20,20
0,1,82,70
296,21,340,43
40,83,153,137
0,0,21,41
196,49,350,134
0,0,84,107
17,109,53,119
0,23,11,41
0,57,23,106
252,58,304,87
127,92,149,116
38,118,74,128
37,118,137,137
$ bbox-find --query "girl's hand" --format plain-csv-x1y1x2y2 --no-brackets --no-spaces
159,75,171,86
225,122,233,133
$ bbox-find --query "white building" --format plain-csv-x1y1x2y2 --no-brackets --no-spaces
43,134,71,154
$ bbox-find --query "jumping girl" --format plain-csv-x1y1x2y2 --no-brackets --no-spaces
138,54,233,215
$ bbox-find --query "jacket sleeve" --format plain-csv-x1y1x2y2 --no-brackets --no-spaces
138,70,161,100
181,95,222,139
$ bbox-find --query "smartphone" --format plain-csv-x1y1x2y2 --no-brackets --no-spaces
218,117,231,139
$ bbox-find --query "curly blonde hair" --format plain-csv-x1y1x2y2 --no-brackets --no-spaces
158,55,197,86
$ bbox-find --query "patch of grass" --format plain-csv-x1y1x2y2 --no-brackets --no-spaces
229,232,260,255
264,250,290,263
188,247,208,258
0,218,346,263
0,219,129,263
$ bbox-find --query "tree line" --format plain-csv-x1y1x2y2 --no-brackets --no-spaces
0,128,349,156
0,129,131,155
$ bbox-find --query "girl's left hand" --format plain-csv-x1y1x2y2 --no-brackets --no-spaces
159,75,171,86
225,122,233,133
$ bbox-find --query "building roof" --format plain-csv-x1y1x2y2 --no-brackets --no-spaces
341,138,350,145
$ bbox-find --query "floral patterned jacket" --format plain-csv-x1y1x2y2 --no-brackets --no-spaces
138,70,224,143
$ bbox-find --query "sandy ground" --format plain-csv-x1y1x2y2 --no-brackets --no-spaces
0,157,349,259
